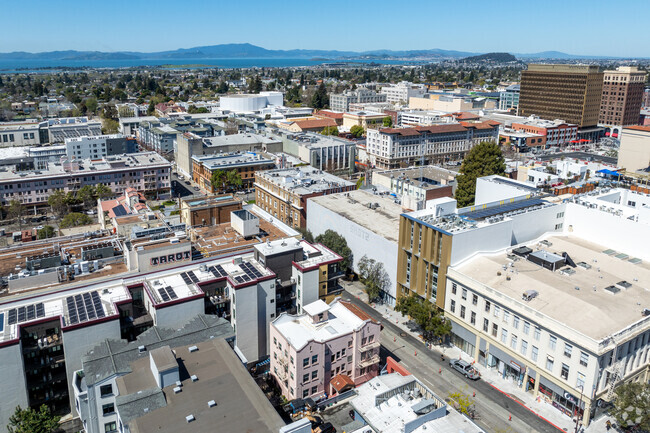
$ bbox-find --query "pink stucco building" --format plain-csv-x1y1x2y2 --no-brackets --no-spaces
269,298,381,401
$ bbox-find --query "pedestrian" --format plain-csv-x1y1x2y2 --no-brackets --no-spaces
440,354,445,362
606,420,611,431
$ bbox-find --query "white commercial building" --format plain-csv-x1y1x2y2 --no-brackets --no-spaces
220,92,284,113
380,81,426,104
65,134,138,159
307,190,402,304
403,177,650,426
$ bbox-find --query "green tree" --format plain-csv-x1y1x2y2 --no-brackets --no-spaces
76,185,96,209
7,200,24,229
37,226,56,240
298,227,315,243
382,116,393,127
286,86,301,105
350,125,365,138
102,119,119,134
311,82,328,109
315,230,352,271
83,97,98,115
357,255,390,302
447,391,474,415
396,295,452,342
147,100,155,116
226,169,243,191
94,184,113,200
48,190,68,218
7,405,60,433
454,141,506,207
217,81,229,94
321,126,339,136
60,212,93,229
248,75,263,94
210,170,226,192
610,381,649,430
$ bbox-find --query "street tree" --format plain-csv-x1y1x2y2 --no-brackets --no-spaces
210,170,226,192
60,212,93,229
447,391,473,415
396,295,452,343
76,185,96,209
321,126,339,136
357,255,390,302
455,141,506,207
48,190,68,218
95,184,113,200
315,230,352,271
37,226,56,240
610,381,649,430
7,405,60,433
7,200,24,229
226,170,243,191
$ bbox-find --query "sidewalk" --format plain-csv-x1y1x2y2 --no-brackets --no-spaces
343,281,612,433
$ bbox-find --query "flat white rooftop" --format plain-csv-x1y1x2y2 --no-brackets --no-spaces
452,235,650,341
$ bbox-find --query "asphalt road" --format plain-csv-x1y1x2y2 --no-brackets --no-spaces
340,290,566,433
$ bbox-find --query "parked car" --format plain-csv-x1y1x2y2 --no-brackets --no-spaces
449,359,480,380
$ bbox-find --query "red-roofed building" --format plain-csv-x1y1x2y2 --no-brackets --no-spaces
98,188,150,229
314,110,345,126
364,122,499,168
286,118,338,133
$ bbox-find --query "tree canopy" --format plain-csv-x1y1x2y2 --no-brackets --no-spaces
37,226,56,240
350,125,365,138
321,126,339,136
311,82,328,110
315,230,352,271
610,381,649,430
60,212,93,229
7,405,60,433
396,295,452,343
357,255,390,302
382,116,393,127
454,141,506,207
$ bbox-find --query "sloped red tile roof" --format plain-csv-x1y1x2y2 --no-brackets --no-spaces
315,110,344,119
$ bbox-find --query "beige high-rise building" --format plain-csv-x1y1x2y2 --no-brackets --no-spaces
599,67,647,133
519,64,604,128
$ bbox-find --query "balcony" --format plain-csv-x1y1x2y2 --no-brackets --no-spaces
358,354,380,369
360,341,380,351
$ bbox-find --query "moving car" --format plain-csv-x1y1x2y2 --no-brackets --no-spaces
449,359,480,380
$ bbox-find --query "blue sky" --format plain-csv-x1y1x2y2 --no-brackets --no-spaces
1,0,647,57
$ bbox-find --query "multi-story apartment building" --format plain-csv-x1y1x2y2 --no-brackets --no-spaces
270,298,381,401
380,81,427,104
364,121,499,169
0,151,171,207
510,117,579,148
599,67,647,135
73,319,285,433
254,166,355,228
329,88,387,112
499,84,520,113
191,152,275,193
520,64,604,128
137,121,178,154
0,120,42,147
618,125,650,172
65,134,139,160
0,227,343,427
273,130,357,174
396,176,650,426
44,117,103,143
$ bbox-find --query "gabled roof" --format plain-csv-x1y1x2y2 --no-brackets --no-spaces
293,118,337,130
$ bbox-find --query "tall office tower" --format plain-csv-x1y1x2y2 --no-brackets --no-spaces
599,66,647,134
519,64,604,128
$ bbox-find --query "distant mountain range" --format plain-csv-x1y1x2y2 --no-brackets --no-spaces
0,43,635,61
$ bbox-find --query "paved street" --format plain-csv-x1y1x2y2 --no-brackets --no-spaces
340,289,565,433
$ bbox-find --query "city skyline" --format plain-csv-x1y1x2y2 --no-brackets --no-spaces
2,0,649,57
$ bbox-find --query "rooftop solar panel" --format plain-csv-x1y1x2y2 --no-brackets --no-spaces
166,286,178,300
461,198,546,221
158,288,170,302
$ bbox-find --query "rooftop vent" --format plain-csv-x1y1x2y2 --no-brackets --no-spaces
188,345,198,353
616,281,632,289
522,290,538,301
186,415,195,423
604,285,621,295
138,345,146,353
176,380,182,387
191,375,198,382
173,386,182,394
208,400,217,408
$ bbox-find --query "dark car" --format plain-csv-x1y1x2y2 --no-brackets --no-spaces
449,359,480,380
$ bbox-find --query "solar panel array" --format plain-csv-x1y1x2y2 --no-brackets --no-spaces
462,198,546,221
157,286,178,302
232,262,264,284
208,264,228,279
66,291,105,325
7,303,46,325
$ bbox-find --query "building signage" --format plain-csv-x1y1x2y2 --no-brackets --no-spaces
150,251,191,266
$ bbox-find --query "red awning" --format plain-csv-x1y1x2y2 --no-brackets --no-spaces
612,133,618,138
605,132,610,136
